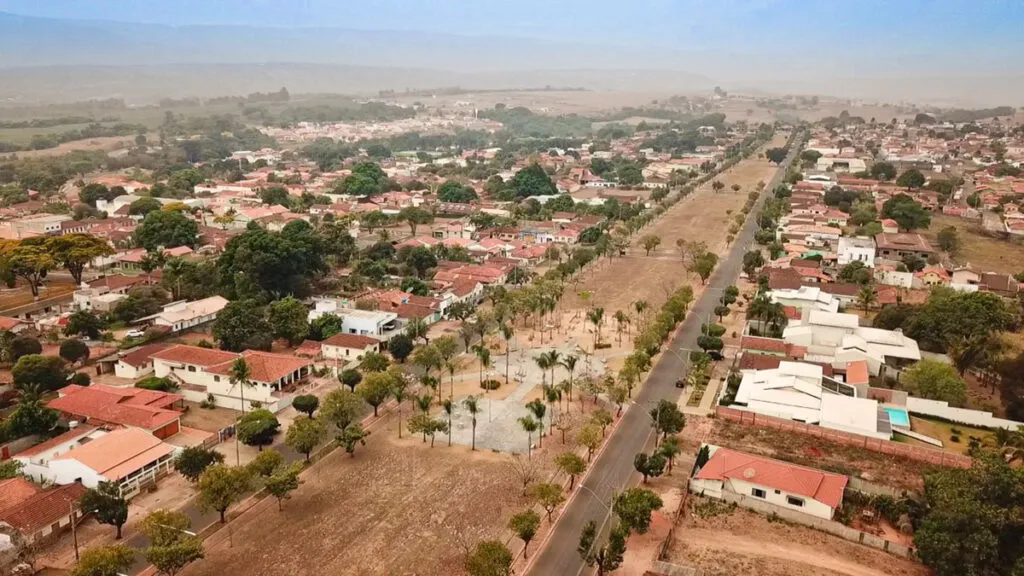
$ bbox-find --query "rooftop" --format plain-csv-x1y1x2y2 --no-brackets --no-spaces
54,427,176,481
47,384,182,431
696,447,848,509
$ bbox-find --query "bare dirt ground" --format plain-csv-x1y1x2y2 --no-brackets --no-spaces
665,505,928,576
563,133,786,315
922,213,1024,276
706,418,927,493
0,135,133,159
0,278,77,314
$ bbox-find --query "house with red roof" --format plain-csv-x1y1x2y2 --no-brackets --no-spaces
691,445,848,520
47,384,184,439
321,333,380,363
150,345,312,412
0,479,87,545
113,343,173,379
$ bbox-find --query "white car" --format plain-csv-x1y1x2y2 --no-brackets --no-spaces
125,330,146,339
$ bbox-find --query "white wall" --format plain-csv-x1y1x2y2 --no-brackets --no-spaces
322,344,370,361
907,397,1023,431
115,360,152,380
690,477,834,520
154,359,286,411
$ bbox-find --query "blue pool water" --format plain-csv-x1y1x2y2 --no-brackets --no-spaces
884,407,911,427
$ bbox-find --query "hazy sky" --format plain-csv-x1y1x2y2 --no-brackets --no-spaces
2,0,1023,61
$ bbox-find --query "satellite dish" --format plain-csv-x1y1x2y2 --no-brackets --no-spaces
743,467,756,479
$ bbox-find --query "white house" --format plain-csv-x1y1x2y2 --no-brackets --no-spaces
309,300,399,339
837,236,876,268
150,345,312,412
140,296,229,333
768,286,841,315
691,445,848,520
113,343,172,380
321,333,380,362
784,311,920,376
15,426,178,499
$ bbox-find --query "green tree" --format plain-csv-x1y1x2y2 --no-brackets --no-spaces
71,544,134,576
532,482,565,521
465,540,512,576
267,297,309,345
80,481,129,539
213,300,271,352
870,161,897,181
689,252,718,284
437,180,479,203
742,250,764,277
578,520,627,576
339,422,369,457
45,234,114,285
285,415,325,461
264,462,302,511
640,234,661,256
339,368,362,392
388,334,414,363
64,310,105,339
633,452,667,483
650,400,686,442
902,360,968,406
236,409,280,451
292,394,319,417
577,424,602,462
510,163,557,198
361,350,390,372
135,210,199,251
613,487,664,535
141,509,204,576
173,445,225,483
59,338,90,365
398,207,433,236
463,395,481,450
555,451,586,489
658,436,681,475
197,464,251,523
247,448,284,478
881,193,931,231
320,388,365,431
129,196,163,216
937,226,961,254
12,354,66,392
5,238,56,297
896,168,926,190
357,371,394,417
508,509,541,558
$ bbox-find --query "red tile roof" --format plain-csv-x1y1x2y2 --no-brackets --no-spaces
47,384,182,431
0,483,87,534
294,340,323,358
118,343,173,368
0,316,23,331
696,447,848,510
844,360,870,386
206,350,312,384
150,344,239,367
0,478,39,511
322,333,379,350
741,336,788,354
15,425,97,457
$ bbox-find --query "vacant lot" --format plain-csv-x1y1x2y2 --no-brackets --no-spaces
666,504,927,576
564,133,786,315
0,278,77,314
922,213,1024,276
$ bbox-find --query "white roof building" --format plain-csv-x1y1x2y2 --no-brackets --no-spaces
769,286,841,314
140,296,229,333
785,311,920,376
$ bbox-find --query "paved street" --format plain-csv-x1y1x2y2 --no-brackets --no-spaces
526,131,805,576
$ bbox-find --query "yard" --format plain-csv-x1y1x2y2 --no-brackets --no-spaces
894,415,997,455
922,213,1024,276
664,504,928,576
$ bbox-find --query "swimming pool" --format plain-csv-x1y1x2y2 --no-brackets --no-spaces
884,407,911,428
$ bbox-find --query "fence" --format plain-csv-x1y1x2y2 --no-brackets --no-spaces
715,406,972,469
716,492,915,558
866,387,908,405
906,397,1023,431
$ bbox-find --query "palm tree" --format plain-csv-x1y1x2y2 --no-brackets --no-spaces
441,399,455,447
445,361,457,399
747,294,770,334
500,323,515,384
518,415,539,457
561,355,579,404
613,310,630,345
229,357,253,465
392,380,408,439
542,350,561,388
463,396,481,450
632,300,648,333
857,285,878,313
472,344,491,389
542,384,561,434
534,354,552,386
587,307,605,349
525,399,547,447
415,393,433,442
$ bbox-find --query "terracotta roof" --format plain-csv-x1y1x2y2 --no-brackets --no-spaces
54,427,176,481
874,233,934,253
738,354,784,371
844,360,870,386
0,478,39,511
15,425,97,457
322,333,379,350
0,483,86,534
741,336,788,354
118,343,173,368
696,447,848,510
206,350,312,384
0,316,23,331
150,344,238,367
293,340,323,358
47,384,182,431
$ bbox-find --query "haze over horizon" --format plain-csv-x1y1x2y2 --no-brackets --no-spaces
1,0,1023,106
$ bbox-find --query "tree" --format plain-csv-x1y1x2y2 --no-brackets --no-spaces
13,354,66,392
64,310,104,339
765,147,788,164
213,300,271,352
71,544,134,576
339,368,362,392
339,422,369,457
286,415,325,461
613,487,664,535
129,196,163,216
441,398,455,446
465,540,512,576
881,193,931,231
518,415,539,457
197,464,251,523
398,207,433,236
437,180,479,203
697,334,724,353
870,161,897,181
510,163,557,198
320,389,365,431
896,168,926,190
360,351,390,372
5,334,40,363
555,451,586,490
463,395,481,450
267,297,309,345
264,463,302,511
633,452,667,483
46,234,114,285
712,180,725,193
292,394,319,418
135,210,199,251
5,239,55,297
407,413,448,447
689,253,718,284
639,234,661,256
587,307,605,348
577,425,602,462
578,520,627,576
388,334,414,363
532,482,565,521
937,226,961,254
80,481,129,538
6,389,58,437
357,371,393,417
141,509,204,576
247,448,284,478
856,285,877,313
508,509,541,558
173,446,225,483
236,408,280,451
742,250,764,277
902,253,926,273
59,338,90,365
658,436,681,475
902,360,967,406
838,260,873,285
406,316,431,344
650,400,686,442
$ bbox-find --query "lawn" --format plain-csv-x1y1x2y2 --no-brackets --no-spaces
923,214,1024,276
905,415,996,455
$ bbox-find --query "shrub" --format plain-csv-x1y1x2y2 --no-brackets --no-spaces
200,393,217,409
480,379,502,391
136,376,177,392
69,372,91,386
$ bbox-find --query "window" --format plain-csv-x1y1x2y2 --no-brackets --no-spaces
187,366,196,372
786,496,804,507
214,376,220,382
751,488,766,499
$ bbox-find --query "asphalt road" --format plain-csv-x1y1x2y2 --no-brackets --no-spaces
526,131,805,575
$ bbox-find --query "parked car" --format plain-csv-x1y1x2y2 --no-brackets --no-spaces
125,330,146,339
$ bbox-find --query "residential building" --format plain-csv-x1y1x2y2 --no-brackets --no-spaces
768,286,841,314
0,480,87,546
691,446,848,520
113,343,172,379
836,236,876,267
320,333,380,362
784,311,921,376
151,345,312,412
874,233,935,260
138,296,229,333
46,384,183,439
15,427,178,499
308,299,400,339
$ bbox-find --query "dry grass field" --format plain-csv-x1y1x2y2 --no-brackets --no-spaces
922,213,1024,276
